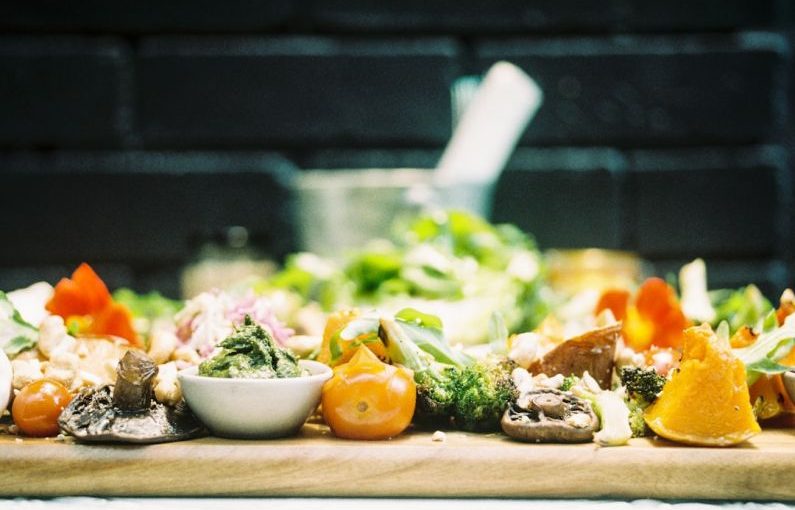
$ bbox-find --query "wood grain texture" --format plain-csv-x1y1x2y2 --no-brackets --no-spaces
0,423,794,500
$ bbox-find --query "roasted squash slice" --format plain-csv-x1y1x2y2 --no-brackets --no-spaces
644,324,761,446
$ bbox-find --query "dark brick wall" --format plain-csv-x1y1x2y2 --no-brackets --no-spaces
0,1,793,297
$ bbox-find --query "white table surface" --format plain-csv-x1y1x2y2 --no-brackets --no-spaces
2,499,794,510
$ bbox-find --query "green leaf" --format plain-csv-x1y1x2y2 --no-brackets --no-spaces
716,321,730,345
488,312,509,355
339,316,379,341
744,358,793,376
395,308,443,331
760,309,778,333
66,318,81,337
398,321,472,368
4,335,35,356
329,335,343,363
711,284,773,334
734,317,795,385
112,288,183,320
0,291,38,356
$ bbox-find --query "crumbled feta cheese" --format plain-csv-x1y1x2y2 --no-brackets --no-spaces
431,430,446,442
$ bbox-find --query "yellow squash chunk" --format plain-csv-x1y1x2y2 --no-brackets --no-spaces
644,324,761,446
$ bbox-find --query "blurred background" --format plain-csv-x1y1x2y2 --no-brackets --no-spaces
0,0,793,298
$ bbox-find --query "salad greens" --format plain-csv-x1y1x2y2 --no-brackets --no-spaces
113,288,183,323
0,291,38,356
378,310,515,432
710,284,772,334
260,210,549,344
732,312,795,386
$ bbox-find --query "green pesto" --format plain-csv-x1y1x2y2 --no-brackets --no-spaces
198,315,303,379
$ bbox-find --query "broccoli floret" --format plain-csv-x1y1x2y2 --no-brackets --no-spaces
450,358,517,433
626,398,648,438
380,317,461,424
381,317,516,432
560,374,578,392
620,367,666,403
618,367,666,438
414,365,458,423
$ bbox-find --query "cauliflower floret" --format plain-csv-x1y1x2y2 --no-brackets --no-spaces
153,362,181,406
11,359,44,390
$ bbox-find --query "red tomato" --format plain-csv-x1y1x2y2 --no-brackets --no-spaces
12,379,72,437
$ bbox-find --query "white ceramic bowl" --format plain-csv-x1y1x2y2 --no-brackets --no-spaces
783,371,795,406
178,360,332,439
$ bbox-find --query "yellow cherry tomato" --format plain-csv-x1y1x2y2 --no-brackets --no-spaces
322,346,415,440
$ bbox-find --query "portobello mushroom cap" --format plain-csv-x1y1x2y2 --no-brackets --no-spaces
526,322,620,389
58,350,204,444
501,389,598,443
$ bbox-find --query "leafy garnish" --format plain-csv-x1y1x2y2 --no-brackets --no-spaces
4,335,35,356
488,312,509,355
0,291,38,356
711,284,773,334
734,314,795,385
395,308,443,331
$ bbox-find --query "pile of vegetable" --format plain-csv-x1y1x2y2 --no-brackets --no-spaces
258,210,549,345
1,214,795,450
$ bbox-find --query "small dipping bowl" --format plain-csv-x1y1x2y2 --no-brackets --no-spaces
178,360,332,439
783,371,795,407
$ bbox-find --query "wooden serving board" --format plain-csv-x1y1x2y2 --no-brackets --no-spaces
1,421,794,500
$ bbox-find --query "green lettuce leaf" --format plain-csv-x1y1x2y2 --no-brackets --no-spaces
0,291,38,356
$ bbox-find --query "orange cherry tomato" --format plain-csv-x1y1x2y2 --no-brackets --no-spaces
322,346,416,440
12,379,73,437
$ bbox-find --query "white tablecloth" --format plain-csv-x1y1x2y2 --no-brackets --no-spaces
3,499,794,510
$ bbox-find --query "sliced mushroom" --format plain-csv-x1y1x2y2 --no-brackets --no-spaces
58,351,204,444
501,389,598,443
